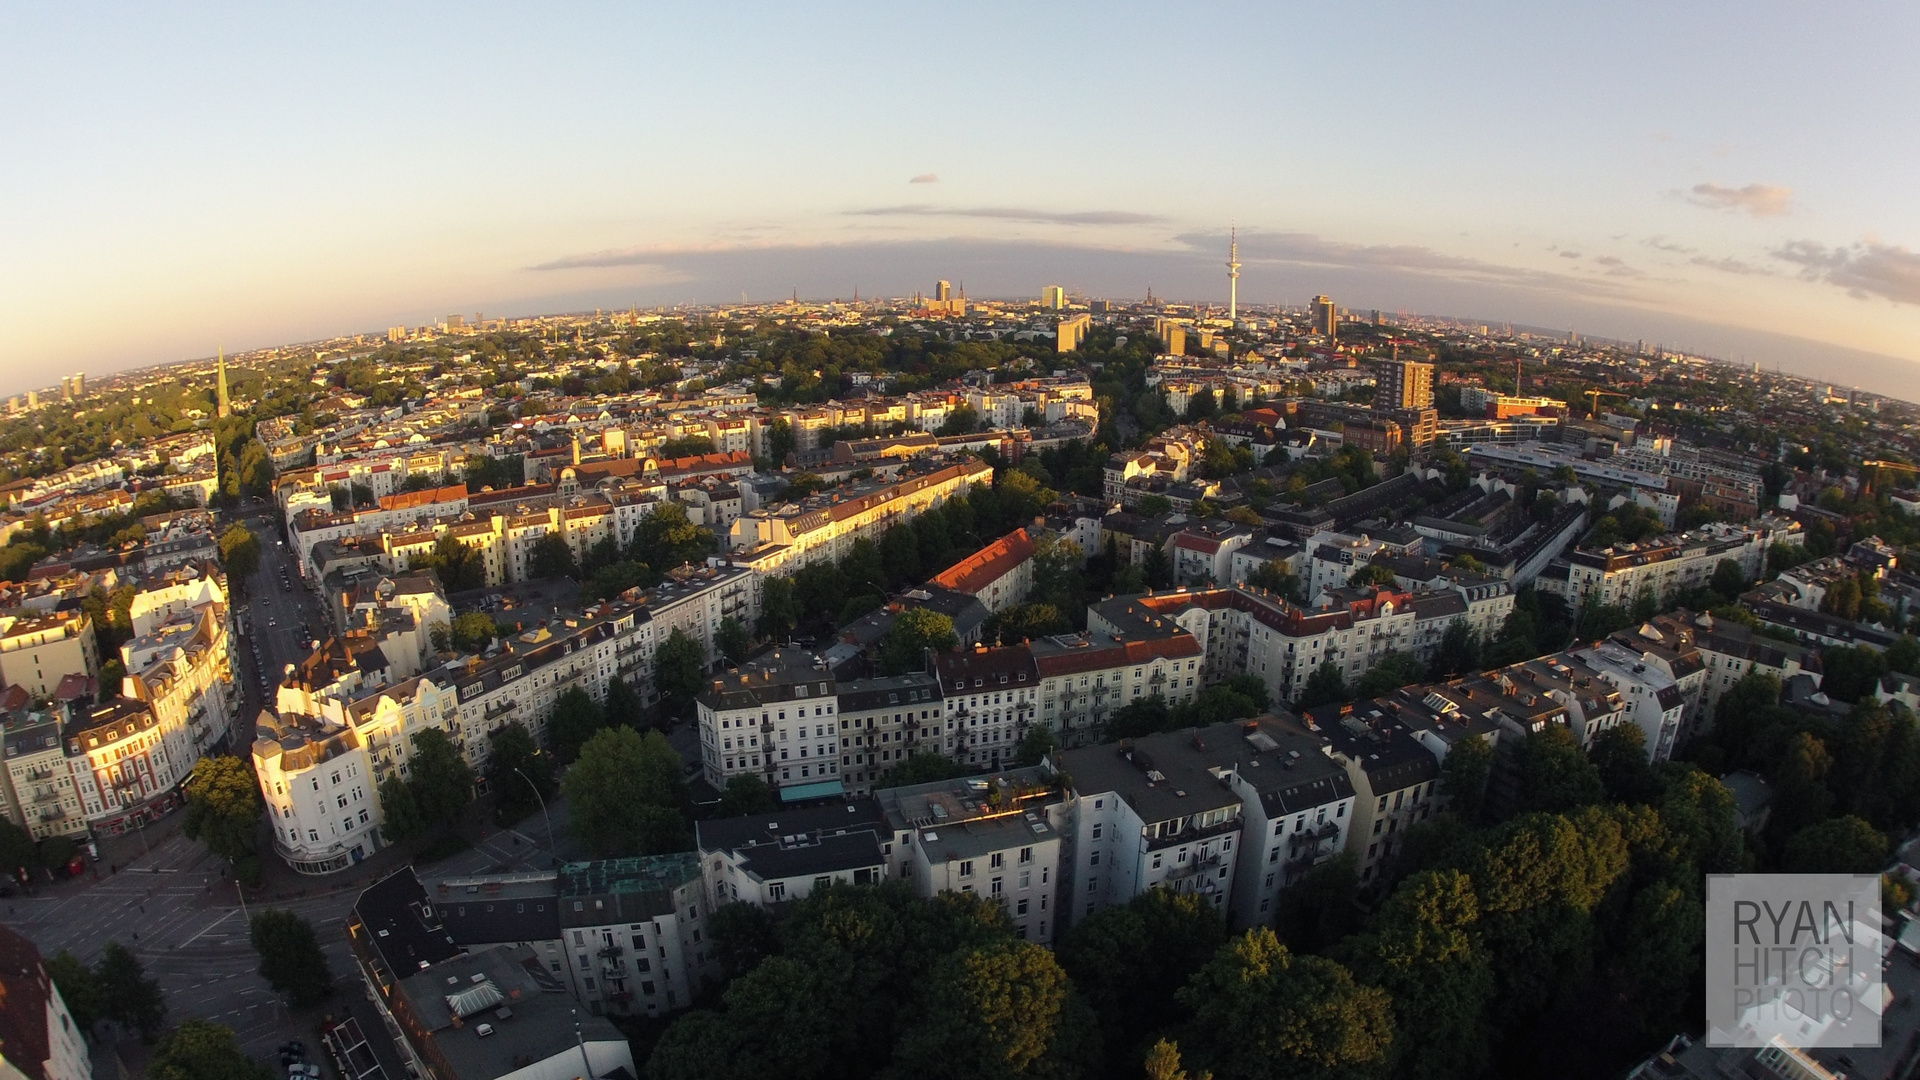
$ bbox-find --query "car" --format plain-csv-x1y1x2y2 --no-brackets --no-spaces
278,1041,305,1057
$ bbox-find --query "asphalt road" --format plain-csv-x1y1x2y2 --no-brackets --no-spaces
231,508,329,742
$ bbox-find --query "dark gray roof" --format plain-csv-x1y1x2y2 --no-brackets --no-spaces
425,874,562,948
1057,725,1243,829
393,944,624,1080
696,800,889,882
556,853,702,927
352,869,461,980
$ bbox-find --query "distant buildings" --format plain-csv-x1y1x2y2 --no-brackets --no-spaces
1310,294,1338,339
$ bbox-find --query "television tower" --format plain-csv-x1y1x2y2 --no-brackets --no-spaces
1226,227,1241,321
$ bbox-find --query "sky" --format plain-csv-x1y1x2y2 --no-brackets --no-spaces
4,1,1919,399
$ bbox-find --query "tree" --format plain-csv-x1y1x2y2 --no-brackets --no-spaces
1178,928,1394,1080
450,610,498,653
1349,562,1398,588
377,774,425,842
1136,494,1173,517
0,816,36,881
880,524,921,587
630,501,714,573
249,908,333,1006
719,774,777,816
181,755,262,864
1515,725,1605,814
1781,816,1888,874
1821,645,1886,702
547,686,606,763
940,404,980,435
528,533,576,579
1345,869,1493,1080
45,950,100,1031
1709,558,1748,603
715,616,751,665
881,608,959,675
1354,650,1427,699
1247,560,1301,601
564,727,689,856
1014,725,1056,767
892,940,1085,1078
1590,724,1660,805
1145,1039,1213,1080
407,727,475,829
1274,851,1362,954
656,627,707,718
217,524,260,580
486,722,553,824
412,535,484,592
147,1018,273,1080
877,752,968,789
1057,889,1228,1068
1441,736,1495,820
1296,660,1348,709
1185,387,1218,421
604,674,644,731
96,940,166,1040
757,575,800,639
1430,620,1482,679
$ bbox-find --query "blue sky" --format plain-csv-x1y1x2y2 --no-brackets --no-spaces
4,2,1919,396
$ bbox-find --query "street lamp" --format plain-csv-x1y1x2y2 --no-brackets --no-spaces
510,767,555,866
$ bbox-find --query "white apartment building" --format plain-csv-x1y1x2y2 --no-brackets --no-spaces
1541,516,1803,610
694,649,841,799
1221,719,1357,929
1055,730,1245,926
1,714,87,841
934,646,1042,772
728,459,993,575
876,766,1069,945
697,801,890,910
252,711,381,874
1030,632,1204,748
835,672,950,796
0,611,99,699
557,854,720,1017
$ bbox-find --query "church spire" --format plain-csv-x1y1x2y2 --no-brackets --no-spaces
216,346,230,418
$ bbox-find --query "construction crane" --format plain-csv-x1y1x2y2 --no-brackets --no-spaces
1861,459,1920,497
1583,389,1629,416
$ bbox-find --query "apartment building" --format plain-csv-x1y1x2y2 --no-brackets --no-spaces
927,527,1036,615
835,672,948,796
1540,517,1803,610
0,611,98,699
728,459,993,575
120,601,238,760
1055,728,1246,925
1302,705,1443,886
1,713,87,841
1218,717,1357,928
252,710,381,874
694,649,841,799
65,696,196,835
556,855,719,1017
934,646,1041,771
345,871,635,1080
1029,631,1204,747
697,801,890,909
875,765,1069,944
0,924,93,1080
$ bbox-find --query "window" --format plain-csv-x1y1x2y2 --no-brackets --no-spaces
991,877,1004,896
768,882,786,901
1018,846,1032,864
990,852,1003,869
1090,851,1100,866
1091,823,1102,840
959,860,974,877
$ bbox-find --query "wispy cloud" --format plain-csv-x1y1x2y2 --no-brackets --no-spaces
1772,240,1920,304
1593,255,1645,278
1644,235,1696,255
1559,250,1582,259
1172,229,1638,300
1690,254,1771,277
1688,182,1794,218
846,204,1163,226
908,173,940,184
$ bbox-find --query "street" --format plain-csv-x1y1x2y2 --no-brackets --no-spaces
230,507,329,747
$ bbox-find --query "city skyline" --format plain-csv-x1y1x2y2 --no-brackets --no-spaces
4,2,1918,397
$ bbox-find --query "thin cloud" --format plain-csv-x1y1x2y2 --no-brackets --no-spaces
1559,250,1582,259
1773,240,1920,304
1644,236,1695,255
846,204,1163,226
1594,256,1646,278
909,173,940,184
1689,182,1793,218
1173,229,1638,300
1690,254,1771,277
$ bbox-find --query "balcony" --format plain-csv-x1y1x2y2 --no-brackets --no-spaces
597,943,625,958
600,961,626,979
39,807,67,822
1164,852,1225,881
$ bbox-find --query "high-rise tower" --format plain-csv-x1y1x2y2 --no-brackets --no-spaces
216,347,230,418
1227,228,1241,322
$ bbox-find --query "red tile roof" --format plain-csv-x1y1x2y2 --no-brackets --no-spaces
932,528,1036,595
